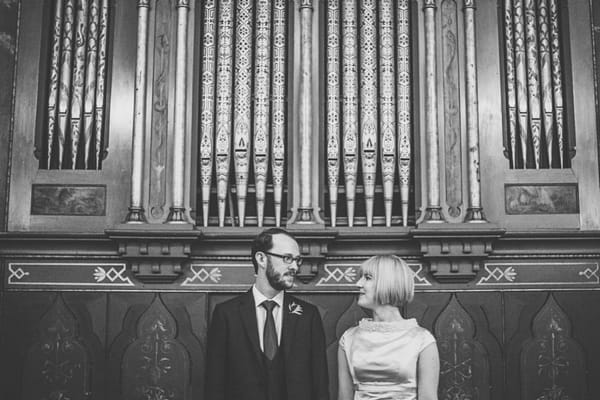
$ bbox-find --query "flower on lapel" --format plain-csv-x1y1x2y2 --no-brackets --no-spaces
289,301,303,316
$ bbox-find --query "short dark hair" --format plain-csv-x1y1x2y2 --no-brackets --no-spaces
251,228,296,274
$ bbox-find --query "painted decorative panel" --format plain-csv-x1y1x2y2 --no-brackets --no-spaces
441,0,463,219
31,184,106,215
435,295,490,400
121,295,190,400
182,261,431,291
478,262,599,287
148,0,173,221
504,184,578,214
520,294,586,400
22,294,90,400
6,262,134,289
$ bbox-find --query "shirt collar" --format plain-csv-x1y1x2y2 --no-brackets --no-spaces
252,284,284,309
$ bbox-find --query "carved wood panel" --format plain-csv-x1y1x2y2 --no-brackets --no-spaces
0,292,106,400
521,294,586,400
107,292,207,400
1,290,599,399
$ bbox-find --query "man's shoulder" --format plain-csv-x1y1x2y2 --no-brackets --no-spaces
213,291,251,312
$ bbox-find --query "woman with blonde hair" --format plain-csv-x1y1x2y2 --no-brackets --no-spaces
337,255,439,400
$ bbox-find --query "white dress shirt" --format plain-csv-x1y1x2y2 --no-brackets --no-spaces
252,284,284,351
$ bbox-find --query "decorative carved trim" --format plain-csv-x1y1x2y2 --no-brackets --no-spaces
414,224,504,283
7,262,134,287
316,263,431,287
478,262,599,286
292,231,338,283
181,263,254,287
106,225,200,284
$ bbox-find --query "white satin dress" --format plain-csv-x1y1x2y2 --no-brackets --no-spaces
339,318,436,400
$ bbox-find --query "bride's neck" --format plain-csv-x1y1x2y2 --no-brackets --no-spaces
372,305,404,322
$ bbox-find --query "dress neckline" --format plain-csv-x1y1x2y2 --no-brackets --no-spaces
358,318,418,332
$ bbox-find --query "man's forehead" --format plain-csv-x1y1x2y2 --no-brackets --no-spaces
270,233,299,253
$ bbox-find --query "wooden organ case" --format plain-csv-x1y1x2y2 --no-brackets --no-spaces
1,0,600,399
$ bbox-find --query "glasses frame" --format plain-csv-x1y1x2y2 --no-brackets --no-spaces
262,251,304,267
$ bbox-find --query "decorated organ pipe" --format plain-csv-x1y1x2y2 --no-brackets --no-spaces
214,0,235,227
69,0,89,169
253,0,273,228
94,0,108,168
57,0,75,169
327,0,341,227
359,0,378,227
341,0,359,227
232,0,253,227
513,0,529,168
397,0,411,227
504,0,518,168
199,0,217,227
549,0,565,167
503,0,568,168
199,0,288,227
47,0,63,169
271,0,287,227
327,0,414,227
83,0,99,169
44,0,109,171
524,0,542,169
379,0,396,228
537,0,554,167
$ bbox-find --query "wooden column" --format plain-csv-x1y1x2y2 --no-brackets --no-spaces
294,0,317,223
422,0,444,222
463,0,486,222
167,0,190,223
125,0,150,223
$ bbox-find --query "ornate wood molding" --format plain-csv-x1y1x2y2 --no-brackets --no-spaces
289,230,338,283
106,224,200,284
413,224,504,283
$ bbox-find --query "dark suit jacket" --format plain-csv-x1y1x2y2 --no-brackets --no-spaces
205,290,329,400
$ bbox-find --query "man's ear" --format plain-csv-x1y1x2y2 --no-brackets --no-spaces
255,251,266,269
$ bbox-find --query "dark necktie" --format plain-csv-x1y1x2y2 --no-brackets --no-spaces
261,300,278,360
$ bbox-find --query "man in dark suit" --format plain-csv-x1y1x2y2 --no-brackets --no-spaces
205,228,329,400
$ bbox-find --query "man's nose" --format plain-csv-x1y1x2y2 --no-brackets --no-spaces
289,262,299,272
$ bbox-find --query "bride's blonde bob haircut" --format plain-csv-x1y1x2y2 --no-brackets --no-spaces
360,255,415,307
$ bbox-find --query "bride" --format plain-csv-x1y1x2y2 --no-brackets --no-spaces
337,255,440,400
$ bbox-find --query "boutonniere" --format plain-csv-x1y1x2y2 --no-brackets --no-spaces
289,301,303,316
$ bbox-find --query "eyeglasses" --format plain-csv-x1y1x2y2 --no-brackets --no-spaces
263,251,304,267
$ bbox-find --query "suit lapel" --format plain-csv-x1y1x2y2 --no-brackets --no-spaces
282,293,299,358
239,291,263,364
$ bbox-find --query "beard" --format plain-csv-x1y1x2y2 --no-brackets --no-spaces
266,259,295,291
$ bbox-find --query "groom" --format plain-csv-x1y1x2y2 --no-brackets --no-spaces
205,228,329,400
